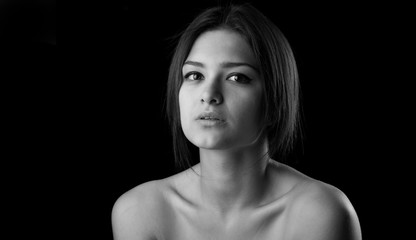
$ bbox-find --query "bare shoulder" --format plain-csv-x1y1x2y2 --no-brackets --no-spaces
285,173,362,240
111,180,167,240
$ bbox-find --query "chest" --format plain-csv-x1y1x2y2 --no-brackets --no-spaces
159,203,289,240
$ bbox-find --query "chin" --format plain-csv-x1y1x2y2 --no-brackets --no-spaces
187,132,233,150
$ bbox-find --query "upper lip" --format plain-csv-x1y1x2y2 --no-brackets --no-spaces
196,112,225,121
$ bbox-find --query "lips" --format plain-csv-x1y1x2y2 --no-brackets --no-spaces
196,112,225,122
200,116,220,120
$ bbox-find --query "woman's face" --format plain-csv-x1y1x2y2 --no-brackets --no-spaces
179,29,264,150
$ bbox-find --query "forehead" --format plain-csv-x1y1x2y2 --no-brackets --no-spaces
186,29,257,66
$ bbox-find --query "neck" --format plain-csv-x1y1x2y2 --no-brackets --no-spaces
195,139,270,217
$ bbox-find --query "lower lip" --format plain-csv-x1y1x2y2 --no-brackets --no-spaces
196,119,226,127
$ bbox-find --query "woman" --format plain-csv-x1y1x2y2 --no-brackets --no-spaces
112,3,362,240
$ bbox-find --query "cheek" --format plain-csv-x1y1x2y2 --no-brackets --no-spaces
179,87,201,144
231,90,263,126
178,88,186,123
179,87,193,127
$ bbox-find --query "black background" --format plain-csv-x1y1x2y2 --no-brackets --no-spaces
2,0,409,239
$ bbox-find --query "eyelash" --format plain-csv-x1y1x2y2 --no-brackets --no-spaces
184,72,204,81
183,72,252,84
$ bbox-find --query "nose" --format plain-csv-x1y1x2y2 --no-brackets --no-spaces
200,78,223,105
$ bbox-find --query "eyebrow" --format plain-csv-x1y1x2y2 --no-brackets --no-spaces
183,60,259,73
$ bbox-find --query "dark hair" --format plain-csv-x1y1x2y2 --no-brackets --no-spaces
166,3,302,170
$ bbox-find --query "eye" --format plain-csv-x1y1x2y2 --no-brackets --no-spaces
184,72,204,81
227,73,252,84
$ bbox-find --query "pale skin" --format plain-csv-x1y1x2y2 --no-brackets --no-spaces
112,29,362,240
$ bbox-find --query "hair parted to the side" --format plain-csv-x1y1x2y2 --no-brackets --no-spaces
166,3,303,171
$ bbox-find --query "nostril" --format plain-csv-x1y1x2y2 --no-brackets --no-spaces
201,97,222,104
